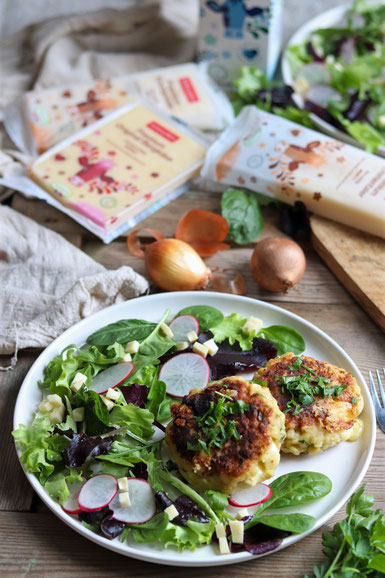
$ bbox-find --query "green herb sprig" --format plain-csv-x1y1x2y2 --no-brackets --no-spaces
306,484,385,577
187,391,250,455
278,357,347,415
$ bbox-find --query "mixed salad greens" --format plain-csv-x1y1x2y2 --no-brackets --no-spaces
286,0,385,153
233,1,385,153
13,305,334,555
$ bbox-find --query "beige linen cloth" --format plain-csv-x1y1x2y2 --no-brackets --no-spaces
0,0,197,362
0,205,148,364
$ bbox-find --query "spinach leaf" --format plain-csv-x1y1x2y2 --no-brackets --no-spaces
87,319,157,346
176,305,224,332
157,395,178,422
221,188,264,244
130,309,174,379
264,471,332,511
146,379,167,420
261,325,305,355
258,513,316,534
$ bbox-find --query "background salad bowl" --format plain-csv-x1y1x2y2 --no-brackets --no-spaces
281,3,385,157
13,291,376,567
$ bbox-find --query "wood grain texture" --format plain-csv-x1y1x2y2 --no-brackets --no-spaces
0,353,36,511
311,215,385,333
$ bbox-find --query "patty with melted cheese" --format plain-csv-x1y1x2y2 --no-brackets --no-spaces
256,352,364,455
165,376,285,494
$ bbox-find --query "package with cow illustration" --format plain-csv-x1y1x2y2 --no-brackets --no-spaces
197,0,283,85
23,100,208,242
201,106,385,239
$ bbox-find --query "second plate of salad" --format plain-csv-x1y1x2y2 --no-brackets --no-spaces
282,1,385,156
13,291,375,566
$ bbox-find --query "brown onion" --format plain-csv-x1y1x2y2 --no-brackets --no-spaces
144,238,212,291
250,237,306,293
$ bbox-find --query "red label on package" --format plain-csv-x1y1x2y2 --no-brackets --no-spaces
179,77,199,103
147,121,180,142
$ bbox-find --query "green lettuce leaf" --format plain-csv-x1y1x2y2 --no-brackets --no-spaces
109,404,154,439
209,313,255,351
12,417,70,484
45,469,83,504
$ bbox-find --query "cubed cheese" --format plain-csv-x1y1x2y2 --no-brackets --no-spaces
186,330,198,343
70,372,87,392
100,395,114,411
120,352,132,363
39,400,53,413
215,522,226,539
202,338,218,356
192,342,209,358
378,115,385,128
242,316,263,335
72,407,85,422
229,520,244,544
292,76,309,95
175,341,189,351
164,504,179,521
125,340,140,354
47,394,63,408
160,323,174,338
218,536,230,555
49,405,65,424
236,508,249,520
106,387,121,401
118,477,129,492
119,492,131,507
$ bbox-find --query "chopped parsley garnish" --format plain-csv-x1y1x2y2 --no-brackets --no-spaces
187,391,250,455
278,358,347,415
251,378,268,387
351,397,358,405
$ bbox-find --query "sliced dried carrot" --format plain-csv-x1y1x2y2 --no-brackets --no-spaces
175,210,229,257
126,228,165,259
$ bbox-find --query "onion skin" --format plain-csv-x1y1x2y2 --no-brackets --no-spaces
250,237,306,293
144,238,212,292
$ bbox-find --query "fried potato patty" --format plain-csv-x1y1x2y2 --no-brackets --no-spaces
165,376,285,494
256,353,364,455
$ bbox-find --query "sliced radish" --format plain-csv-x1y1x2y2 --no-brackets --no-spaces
305,85,341,107
78,474,118,512
109,478,156,524
159,352,210,398
169,315,200,342
228,483,273,508
90,362,134,394
62,479,85,515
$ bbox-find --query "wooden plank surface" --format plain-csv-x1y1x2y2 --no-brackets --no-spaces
2,189,385,578
311,215,385,333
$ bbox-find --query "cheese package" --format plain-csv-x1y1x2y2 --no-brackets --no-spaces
201,106,385,239
4,64,233,155
28,100,208,242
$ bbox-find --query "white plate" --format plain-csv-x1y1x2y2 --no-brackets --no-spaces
13,292,376,567
281,4,385,158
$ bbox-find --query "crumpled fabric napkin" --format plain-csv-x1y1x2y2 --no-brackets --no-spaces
0,206,148,362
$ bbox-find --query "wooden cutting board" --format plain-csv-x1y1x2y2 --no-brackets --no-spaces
310,215,385,333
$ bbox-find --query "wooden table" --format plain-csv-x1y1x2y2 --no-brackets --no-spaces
1,192,384,577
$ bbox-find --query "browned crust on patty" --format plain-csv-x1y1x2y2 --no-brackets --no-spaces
257,353,361,433
166,377,274,481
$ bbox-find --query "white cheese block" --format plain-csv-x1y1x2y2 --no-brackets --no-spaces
106,387,121,401
186,330,198,343
192,342,209,358
160,323,174,338
100,395,114,411
215,522,226,539
242,316,263,335
229,520,244,544
125,340,140,354
118,477,129,492
164,504,179,521
70,372,87,392
202,338,218,356
219,536,230,555
119,491,131,507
